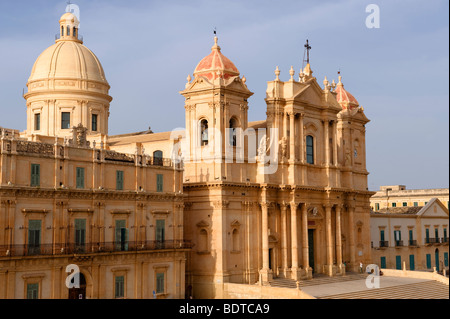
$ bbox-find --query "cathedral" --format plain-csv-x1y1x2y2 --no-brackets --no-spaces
0,11,374,299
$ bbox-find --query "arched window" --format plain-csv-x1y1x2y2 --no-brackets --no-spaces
61,26,64,37
229,118,238,147
153,150,163,166
73,27,77,38
67,25,70,36
306,135,314,164
200,119,208,146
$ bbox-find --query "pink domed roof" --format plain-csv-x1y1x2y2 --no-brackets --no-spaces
193,37,240,81
334,76,359,110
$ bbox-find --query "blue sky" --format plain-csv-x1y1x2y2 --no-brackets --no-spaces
0,0,448,191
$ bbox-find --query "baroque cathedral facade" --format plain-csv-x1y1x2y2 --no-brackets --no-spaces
0,11,373,299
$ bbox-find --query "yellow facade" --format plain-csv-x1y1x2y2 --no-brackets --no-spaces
1,10,375,299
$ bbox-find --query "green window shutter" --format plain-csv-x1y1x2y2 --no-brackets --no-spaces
115,276,124,298
380,230,385,242
409,230,413,241
156,220,165,242
156,273,164,294
392,202,396,207
435,228,439,239
426,254,431,269
375,203,380,211
27,283,39,299
425,228,430,243
75,219,86,248
395,256,401,270
409,255,415,271
76,167,85,189
28,220,41,255
115,220,128,251
31,164,40,187
156,174,163,193
444,253,448,267
116,171,124,190
380,256,386,269
413,202,418,207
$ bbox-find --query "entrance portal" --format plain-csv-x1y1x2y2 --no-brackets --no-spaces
308,229,315,273
68,272,87,299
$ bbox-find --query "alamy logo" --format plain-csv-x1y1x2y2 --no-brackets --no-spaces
66,2,81,27
66,264,80,289
365,4,380,29
365,264,381,289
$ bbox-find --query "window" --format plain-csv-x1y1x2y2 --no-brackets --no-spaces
27,283,39,299
435,228,439,240
306,135,314,164
115,220,128,251
402,202,407,207
426,254,431,269
445,252,448,267
156,273,165,294
92,114,98,132
28,220,41,255
67,25,70,36
395,255,401,270
409,255,415,271
73,27,77,38
115,276,125,299
61,112,71,129
31,164,40,187
413,202,418,207
153,151,163,166
425,228,430,243
380,230,385,242
394,230,401,246
380,256,386,269
200,119,208,146
392,203,397,207
375,203,380,211
156,220,165,242
61,26,64,37
229,118,237,147
75,219,86,252
34,113,41,131
156,272,165,294
444,228,447,241
76,167,85,189
116,170,124,190
156,174,163,193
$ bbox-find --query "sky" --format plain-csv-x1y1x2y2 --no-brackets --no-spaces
0,0,448,192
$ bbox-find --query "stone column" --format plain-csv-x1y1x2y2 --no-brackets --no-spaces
301,203,311,278
324,120,330,165
348,205,356,271
335,205,344,274
259,201,272,282
290,202,300,280
299,114,305,163
332,121,338,166
280,202,289,277
325,204,334,276
289,112,295,161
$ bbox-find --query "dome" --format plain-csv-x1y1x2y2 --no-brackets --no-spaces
334,76,359,110
28,41,109,85
27,11,109,88
193,36,240,81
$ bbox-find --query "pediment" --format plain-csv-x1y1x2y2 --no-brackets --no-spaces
418,199,449,218
196,220,210,228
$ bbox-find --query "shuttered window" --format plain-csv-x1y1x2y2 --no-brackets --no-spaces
75,219,86,252
156,220,165,242
27,283,39,299
31,164,40,187
156,174,163,193
76,167,85,189
28,220,41,255
115,220,128,251
116,170,124,190
306,135,314,164
156,273,164,294
115,276,125,299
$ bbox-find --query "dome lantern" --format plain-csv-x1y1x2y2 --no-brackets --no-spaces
58,12,82,43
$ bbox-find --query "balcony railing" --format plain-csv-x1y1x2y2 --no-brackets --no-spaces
379,241,389,248
394,240,403,247
408,240,418,247
442,237,448,245
0,240,193,258
425,237,441,245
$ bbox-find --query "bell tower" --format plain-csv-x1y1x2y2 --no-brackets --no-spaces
180,36,253,183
